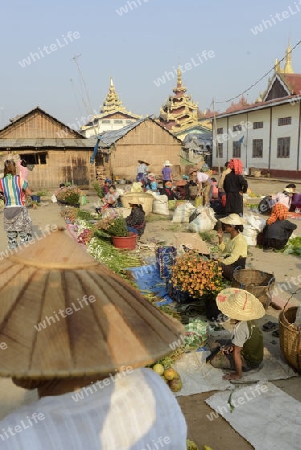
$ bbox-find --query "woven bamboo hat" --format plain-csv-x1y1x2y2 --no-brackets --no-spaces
219,214,245,226
0,229,184,380
216,288,265,321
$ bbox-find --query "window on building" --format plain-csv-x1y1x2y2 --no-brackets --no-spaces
253,121,263,129
102,120,110,123
252,139,263,158
233,124,242,132
277,137,290,158
217,127,223,134
22,153,47,165
233,141,241,158
126,120,133,124
278,117,292,126
216,143,223,158
114,120,123,124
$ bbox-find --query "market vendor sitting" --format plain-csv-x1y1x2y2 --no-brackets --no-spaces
174,179,188,200
160,181,177,200
145,173,158,192
126,198,146,237
95,185,121,213
208,288,265,380
217,214,248,281
262,189,296,251
102,177,112,196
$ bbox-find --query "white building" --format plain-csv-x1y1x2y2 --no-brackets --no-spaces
212,44,301,178
81,78,142,137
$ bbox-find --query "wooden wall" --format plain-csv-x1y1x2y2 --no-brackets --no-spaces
109,120,183,180
0,111,78,139
15,149,94,189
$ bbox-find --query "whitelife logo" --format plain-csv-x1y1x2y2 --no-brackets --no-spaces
116,0,150,16
250,2,301,35
153,51,215,87
34,295,96,332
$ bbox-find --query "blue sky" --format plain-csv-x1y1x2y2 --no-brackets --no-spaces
1,0,301,129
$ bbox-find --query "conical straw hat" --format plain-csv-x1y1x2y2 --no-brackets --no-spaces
216,288,265,321
0,229,184,380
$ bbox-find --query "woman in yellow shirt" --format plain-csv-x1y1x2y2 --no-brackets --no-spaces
217,214,248,281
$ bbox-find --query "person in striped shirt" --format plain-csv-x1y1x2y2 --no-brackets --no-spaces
0,159,32,249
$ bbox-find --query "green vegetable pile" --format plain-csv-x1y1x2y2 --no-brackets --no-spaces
283,236,301,257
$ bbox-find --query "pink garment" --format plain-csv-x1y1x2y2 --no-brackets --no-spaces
228,159,243,175
16,161,29,182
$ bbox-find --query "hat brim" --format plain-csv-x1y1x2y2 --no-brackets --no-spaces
216,288,265,321
219,214,245,226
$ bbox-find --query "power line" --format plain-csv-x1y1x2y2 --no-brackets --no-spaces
215,39,301,104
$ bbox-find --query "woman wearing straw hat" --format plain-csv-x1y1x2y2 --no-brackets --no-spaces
217,214,248,281
136,159,150,186
0,229,187,448
162,160,173,188
209,288,265,380
126,197,146,237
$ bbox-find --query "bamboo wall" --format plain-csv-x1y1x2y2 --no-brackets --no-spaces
109,120,182,180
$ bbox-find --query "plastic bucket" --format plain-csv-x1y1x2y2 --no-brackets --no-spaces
112,233,137,250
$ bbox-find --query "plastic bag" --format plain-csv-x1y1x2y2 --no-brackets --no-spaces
188,207,217,232
172,202,195,223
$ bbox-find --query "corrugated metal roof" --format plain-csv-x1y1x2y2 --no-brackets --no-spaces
97,118,146,148
0,138,97,149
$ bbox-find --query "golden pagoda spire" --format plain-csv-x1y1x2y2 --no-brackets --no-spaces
275,58,281,73
101,77,125,113
177,67,182,86
283,40,294,74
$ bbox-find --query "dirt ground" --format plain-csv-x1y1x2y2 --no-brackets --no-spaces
0,177,300,449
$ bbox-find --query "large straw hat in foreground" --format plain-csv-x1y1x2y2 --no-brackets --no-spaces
216,288,265,321
0,229,184,380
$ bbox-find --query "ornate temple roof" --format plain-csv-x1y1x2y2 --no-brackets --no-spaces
157,68,199,133
256,42,295,102
82,78,142,131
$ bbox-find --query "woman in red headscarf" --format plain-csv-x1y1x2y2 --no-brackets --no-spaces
223,159,248,215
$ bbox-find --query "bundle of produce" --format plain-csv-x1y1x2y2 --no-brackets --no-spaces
152,364,182,392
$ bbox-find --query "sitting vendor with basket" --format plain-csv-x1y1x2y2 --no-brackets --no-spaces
208,288,265,380
216,214,248,281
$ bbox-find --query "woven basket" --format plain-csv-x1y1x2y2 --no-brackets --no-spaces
232,269,275,309
279,307,301,373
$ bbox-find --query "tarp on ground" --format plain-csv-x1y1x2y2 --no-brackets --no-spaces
126,264,173,306
206,382,301,450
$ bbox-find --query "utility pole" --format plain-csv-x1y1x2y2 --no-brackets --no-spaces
212,99,220,176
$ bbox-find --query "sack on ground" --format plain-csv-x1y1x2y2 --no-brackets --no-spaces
242,224,257,246
172,202,195,223
188,206,217,232
152,194,169,215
